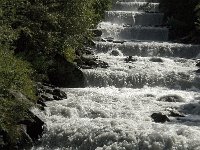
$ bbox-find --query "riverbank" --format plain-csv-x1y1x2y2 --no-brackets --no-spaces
0,0,112,149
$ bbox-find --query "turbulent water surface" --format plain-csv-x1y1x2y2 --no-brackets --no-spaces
33,0,200,149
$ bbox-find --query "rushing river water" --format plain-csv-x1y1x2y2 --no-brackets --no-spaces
33,0,200,149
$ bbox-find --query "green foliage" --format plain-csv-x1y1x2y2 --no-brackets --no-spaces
0,0,111,147
0,48,35,100
63,47,76,63
0,0,112,74
92,0,112,26
0,97,32,144
0,47,35,147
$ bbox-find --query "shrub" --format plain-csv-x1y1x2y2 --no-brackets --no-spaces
0,48,35,100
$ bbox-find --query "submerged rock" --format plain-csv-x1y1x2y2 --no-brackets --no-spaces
110,50,120,56
196,61,200,67
106,37,114,42
149,57,163,62
151,113,170,123
196,69,200,73
181,103,200,115
90,29,102,37
169,110,185,117
157,95,185,102
124,56,137,63
113,40,126,44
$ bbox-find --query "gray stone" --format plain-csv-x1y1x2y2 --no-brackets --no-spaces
149,57,163,62
151,112,170,123
157,95,185,102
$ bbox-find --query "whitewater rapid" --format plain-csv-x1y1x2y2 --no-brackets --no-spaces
32,0,200,149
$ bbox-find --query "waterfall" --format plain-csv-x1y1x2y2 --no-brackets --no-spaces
33,0,200,149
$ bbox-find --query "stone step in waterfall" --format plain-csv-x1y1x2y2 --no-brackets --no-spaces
105,11,164,26
33,0,200,149
99,24,168,41
83,55,199,89
113,2,160,12
96,41,200,58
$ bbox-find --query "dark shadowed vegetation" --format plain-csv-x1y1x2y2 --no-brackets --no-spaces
160,0,200,43
0,0,111,148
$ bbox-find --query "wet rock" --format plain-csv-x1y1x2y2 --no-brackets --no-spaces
17,126,33,149
79,54,109,69
101,38,107,42
111,50,120,56
52,89,67,99
37,98,46,107
41,93,53,101
181,103,200,115
196,69,200,73
157,95,185,102
149,57,163,62
37,82,67,104
48,54,85,88
124,56,137,63
113,40,125,44
123,24,132,27
90,29,102,37
196,61,200,67
18,111,44,142
169,110,185,117
151,113,170,123
106,37,114,42
145,94,155,97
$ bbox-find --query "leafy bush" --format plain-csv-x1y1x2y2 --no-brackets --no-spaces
1,0,112,75
0,48,35,100
0,47,35,147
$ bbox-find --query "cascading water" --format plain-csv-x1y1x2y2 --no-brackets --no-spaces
33,0,200,149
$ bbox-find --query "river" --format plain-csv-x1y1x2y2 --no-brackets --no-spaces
33,0,200,149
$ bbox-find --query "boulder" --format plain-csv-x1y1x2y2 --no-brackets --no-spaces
105,37,114,42
47,54,85,88
18,111,44,142
113,40,126,44
36,83,67,103
157,95,185,102
149,57,163,62
196,61,200,67
52,89,67,99
110,50,120,56
196,69,200,73
124,56,137,63
181,103,200,115
151,113,170,123
90,29,102,37
78,54,109,69
169,110,185,117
